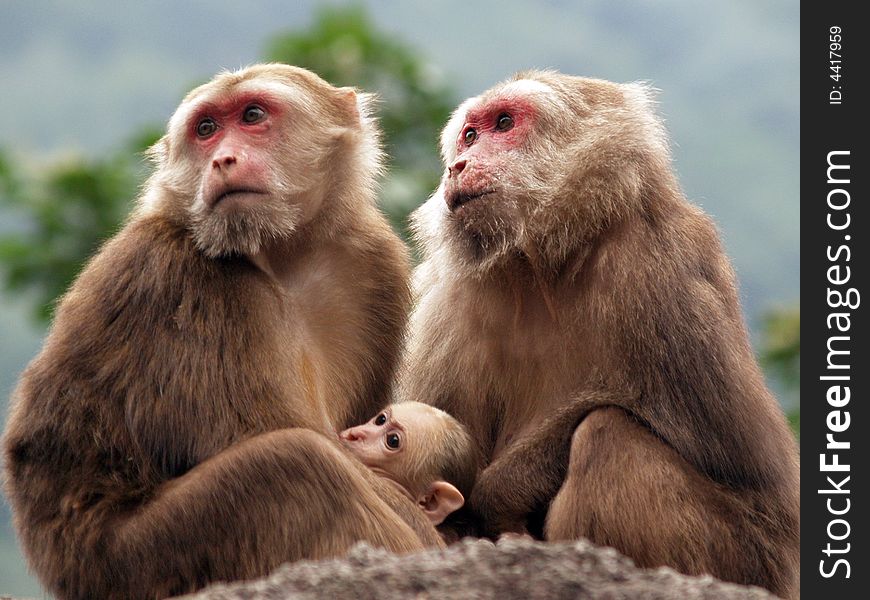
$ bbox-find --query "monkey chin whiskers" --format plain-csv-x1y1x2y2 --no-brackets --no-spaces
208,188,268,210
446,189,495,212
189,194,301,259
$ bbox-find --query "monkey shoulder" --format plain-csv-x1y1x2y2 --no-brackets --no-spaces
582,204,734,309
349,217,411,288
57,215,271,337
578,206,788,484
14,216,277,464
337,218,412,335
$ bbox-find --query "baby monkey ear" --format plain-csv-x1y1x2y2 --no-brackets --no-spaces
337,87,360,122
417,481,465,526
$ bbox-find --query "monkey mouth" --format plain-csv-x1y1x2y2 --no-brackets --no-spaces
446,189,494,212
207,187,268,209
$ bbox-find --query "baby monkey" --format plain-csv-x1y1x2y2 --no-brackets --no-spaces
340,402,479,527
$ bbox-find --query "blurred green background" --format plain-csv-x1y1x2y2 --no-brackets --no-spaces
0,1,799,596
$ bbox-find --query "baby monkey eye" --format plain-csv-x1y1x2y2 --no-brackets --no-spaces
463,128,477,145
495,113,514,131
196,118,217,138
385,432,401,449
374,413,387,426
242,105,265,124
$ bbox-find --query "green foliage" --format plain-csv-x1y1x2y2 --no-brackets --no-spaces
0,150,139,322
265,5,456,233
787,410,800,438
760,306,800,390
759,305,800,436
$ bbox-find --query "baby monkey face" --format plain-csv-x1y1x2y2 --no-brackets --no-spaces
340,401,471,526
339,402,441,485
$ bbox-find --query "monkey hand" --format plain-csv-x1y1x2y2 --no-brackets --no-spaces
467,466,535,538
497,530,533,542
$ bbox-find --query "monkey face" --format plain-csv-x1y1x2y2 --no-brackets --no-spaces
414,73,667,274
340,407,406,469
183,93,304,259
430,81,548,266
340,402,452,495
146,64,371,259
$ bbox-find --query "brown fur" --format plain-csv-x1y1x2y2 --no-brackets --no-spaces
420,408,480,504
400,71,800,598
2,64,441,600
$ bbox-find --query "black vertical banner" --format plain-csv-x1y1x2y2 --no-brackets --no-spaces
802,4,868,599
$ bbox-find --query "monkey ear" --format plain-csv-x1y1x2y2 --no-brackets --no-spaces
417,481,465,526
337,87,361,124
337,87,378,127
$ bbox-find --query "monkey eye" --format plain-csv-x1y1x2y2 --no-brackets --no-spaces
463,128,477,145
385,432,401,450
495,113,514,132
196,118,218,138
374,413,387,426
242,105,266,124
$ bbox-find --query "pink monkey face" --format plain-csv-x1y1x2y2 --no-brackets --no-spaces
443,94,538,213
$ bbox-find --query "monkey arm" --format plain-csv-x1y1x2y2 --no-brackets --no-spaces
110,428,426,599
5,425,427,600
469,389,631,537
365,471,446,548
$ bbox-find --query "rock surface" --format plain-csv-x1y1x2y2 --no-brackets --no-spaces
179,538,778,599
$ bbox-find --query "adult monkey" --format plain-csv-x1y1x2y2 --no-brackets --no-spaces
401,71,799,598
3,64,442,600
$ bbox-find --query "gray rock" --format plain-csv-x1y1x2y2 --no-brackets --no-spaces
178,538,779,599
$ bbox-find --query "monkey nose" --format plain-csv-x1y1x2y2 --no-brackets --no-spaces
212,155,237,170
340,427,365,442
448,159,467,177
